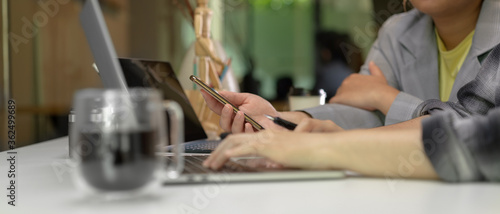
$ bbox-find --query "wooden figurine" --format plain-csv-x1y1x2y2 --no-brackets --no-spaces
194,0,227,89
192,0,229,138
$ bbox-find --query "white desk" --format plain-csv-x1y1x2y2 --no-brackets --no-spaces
1,137,499,214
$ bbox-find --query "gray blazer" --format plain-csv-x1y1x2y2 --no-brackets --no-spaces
303,0,500,129
421,42,500,182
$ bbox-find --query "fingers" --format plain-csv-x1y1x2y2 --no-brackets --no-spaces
225,142,261,158
203,136,237,169
200,90,224,114
231,111,246,133
329,74,353,104
219,105,256,134
201,90,251,115
203,134,262,170
368,61,385,79
219,104,236,132
243,157,283,168
244,123,255,133
217,91,249,106
230,112,257,134
203,130,278,169
203,145,234,170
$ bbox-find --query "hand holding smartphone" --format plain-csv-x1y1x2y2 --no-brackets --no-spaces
189,75,265,131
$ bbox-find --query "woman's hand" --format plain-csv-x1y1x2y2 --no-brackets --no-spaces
294,118,344,133
329,61,399,114
200,90,284,133
202,130,334,170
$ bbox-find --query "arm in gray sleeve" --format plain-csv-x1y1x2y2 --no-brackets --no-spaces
386,92,424,125
354,11,428,126
302,104,384,130
363,29,427,125
421,108,500,182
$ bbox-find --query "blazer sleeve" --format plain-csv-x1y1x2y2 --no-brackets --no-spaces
412,42,500,119
386,92,424,125
301,104,384,130
422,108,500,182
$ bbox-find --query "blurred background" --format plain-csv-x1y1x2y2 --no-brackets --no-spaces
0,0,405,150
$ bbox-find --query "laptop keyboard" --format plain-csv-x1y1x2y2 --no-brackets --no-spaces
183,140,221,153
179,155,257,174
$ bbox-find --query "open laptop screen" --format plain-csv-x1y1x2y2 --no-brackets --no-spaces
79,0,207,142
118,58,208,142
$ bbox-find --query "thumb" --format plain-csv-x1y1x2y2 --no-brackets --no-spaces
200,89,224,113
369,61,385,78
218,90,248,106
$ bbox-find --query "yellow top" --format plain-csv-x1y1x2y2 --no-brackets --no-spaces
436,29,475,101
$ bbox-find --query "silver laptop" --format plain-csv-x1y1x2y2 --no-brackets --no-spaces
79,0,212,149
80,0,344,184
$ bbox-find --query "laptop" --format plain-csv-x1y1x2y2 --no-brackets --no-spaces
80,0,344,184
79,0,217,152
116,58,220,151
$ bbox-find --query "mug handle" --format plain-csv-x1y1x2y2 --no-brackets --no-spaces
162,100,185,179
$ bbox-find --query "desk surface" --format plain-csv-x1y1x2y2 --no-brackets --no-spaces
1,137,499,214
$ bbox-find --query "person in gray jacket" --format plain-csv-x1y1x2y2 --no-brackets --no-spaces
202,41,500,182
200,0,500,134
202,107,500,182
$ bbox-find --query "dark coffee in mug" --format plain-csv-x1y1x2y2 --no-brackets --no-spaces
76,129,158,191
71,88,184,196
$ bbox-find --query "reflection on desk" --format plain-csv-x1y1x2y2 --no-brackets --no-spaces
0,137,499,214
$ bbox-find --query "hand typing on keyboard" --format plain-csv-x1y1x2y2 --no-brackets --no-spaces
202,130,335,170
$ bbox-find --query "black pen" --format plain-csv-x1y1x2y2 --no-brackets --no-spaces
264,115,297,130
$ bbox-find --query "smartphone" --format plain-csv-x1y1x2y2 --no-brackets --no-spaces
189,75,265,131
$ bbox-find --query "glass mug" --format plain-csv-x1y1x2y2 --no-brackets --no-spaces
70,88,184,198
